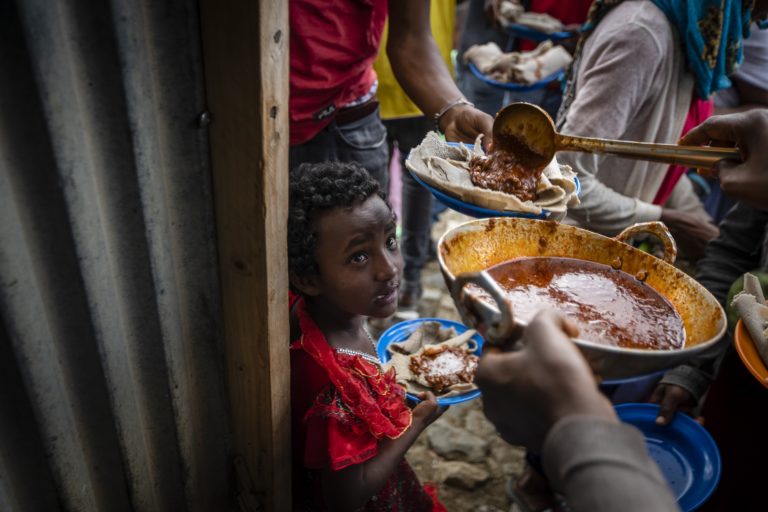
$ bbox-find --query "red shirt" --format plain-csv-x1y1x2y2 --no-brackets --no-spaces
290,0,388,145
520,0,593,51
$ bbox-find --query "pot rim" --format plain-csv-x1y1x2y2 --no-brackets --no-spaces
437,216,727,356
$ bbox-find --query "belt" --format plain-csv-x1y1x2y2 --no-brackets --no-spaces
334,99,379,126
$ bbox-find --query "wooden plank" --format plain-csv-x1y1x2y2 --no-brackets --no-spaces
197,1,290,510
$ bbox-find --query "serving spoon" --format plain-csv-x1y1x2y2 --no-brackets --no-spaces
493,102,742,170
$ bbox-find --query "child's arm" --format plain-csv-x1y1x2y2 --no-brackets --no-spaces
321,392,444,511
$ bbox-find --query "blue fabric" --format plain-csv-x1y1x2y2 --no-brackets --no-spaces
579,0,755,99
650,0,753,99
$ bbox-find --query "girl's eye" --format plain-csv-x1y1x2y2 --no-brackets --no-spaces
386,236,398,250
350,253,368,264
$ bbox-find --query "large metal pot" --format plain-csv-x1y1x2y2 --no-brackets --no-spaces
437,217,726,380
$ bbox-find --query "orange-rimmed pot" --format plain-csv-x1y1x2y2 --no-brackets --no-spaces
438,217,726,380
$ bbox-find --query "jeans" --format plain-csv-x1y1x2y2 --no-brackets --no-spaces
383,116,434,284
289,106,390,191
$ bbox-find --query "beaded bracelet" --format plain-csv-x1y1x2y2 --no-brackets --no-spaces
433,97,474,132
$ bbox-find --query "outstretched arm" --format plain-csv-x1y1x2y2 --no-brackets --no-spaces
476,310,679,512
387,0,493,144
652,201,768,424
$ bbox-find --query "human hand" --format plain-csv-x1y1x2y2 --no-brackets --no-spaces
660,208,719,261
649,383,698,426
680,109,768,210
411,391,447,428
475,310,616,452
440,105,494,151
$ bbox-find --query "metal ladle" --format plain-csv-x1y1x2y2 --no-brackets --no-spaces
493,102,742,170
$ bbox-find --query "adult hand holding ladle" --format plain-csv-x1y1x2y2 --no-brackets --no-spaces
492,102,742,170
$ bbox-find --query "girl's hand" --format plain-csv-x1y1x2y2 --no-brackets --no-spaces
411,391,448,428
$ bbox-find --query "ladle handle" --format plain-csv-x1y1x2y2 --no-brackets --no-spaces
450,271,519,346
557,134,741,169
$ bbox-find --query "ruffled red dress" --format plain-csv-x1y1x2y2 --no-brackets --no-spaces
290,296,445,511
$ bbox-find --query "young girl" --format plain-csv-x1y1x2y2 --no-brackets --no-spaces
288,161,446,511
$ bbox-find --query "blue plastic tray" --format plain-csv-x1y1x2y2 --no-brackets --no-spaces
468,61,564,91
615,403,721,511
376,317,484,406
503,22,577,42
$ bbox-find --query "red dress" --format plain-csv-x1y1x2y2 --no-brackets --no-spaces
290,296,445,511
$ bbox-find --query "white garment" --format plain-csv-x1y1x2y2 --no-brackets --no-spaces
715,23,768,108
558,0,703,235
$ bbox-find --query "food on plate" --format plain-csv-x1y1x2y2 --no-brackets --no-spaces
405,132,579,216
463,40,572,84
493,1,566,34
409,345,479,393
731,273,768,367
383,321,480,397
468,127,549,201
476,256,685,350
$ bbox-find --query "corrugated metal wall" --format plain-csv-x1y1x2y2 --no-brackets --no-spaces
0,0,232,510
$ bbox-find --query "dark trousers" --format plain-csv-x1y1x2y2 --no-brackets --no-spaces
290,106,389,191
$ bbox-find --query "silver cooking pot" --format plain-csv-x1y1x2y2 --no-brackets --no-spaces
438,217,726,380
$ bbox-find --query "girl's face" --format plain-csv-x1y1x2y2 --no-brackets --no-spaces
307,194,403,319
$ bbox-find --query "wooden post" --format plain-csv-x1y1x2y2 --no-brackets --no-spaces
198,1,290,510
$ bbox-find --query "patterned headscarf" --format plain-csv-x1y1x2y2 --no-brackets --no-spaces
557,0,757,126
653,0,754,98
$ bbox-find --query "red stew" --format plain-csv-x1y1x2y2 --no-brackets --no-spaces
482,257,684,350
467,132,545,201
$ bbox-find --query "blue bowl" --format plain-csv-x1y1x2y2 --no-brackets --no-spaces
468,61,564,91
503,22,577,42
376,318,484,406
615,403,721,511
407,141,581,219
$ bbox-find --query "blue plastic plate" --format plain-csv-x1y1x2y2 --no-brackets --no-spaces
468,61,564,91
376,318,484,406
409,170,550,219
407,141,581,219
503,22,577,42
615,403,721,511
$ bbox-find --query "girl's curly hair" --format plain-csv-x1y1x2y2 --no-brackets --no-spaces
288,161,390,278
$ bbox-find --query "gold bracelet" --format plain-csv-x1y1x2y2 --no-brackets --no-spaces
434,97,474,132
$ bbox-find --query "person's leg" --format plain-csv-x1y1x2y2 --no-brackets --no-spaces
389,116,434,309
289,128,337,171
332,107,390,191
